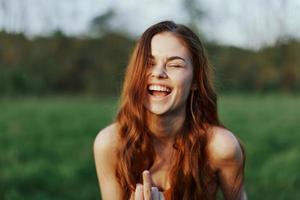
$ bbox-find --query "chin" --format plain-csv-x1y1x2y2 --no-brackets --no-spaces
146,105,170,116
148,108,168,115
149,110,168,116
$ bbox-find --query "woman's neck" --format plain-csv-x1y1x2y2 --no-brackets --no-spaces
146,106,186,147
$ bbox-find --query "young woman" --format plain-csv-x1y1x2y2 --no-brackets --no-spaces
94,21,247,200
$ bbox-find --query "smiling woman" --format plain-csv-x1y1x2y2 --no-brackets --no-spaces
93,21,247,200
145,32,193,116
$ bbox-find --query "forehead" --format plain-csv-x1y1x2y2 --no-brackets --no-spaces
150,32,190,61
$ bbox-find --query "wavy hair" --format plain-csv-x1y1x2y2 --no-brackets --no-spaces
115,21,245,200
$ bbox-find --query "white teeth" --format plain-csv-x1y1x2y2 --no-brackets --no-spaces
148,85,171,92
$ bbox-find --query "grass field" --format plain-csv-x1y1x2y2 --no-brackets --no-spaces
0,94,299,200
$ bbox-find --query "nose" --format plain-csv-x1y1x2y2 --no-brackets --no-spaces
151,64,167,79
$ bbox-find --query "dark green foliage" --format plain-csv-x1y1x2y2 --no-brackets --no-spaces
1,31,300,97
0,95,299,199
0,31,134,96
205,41,300,93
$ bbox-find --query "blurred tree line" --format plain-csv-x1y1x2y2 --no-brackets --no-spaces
0,30,134,96
207,39,300,93
0,30,299,97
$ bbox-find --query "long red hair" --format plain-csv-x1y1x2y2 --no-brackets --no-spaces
115,21,245,200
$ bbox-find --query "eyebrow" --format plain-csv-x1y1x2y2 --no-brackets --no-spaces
150,55,187,63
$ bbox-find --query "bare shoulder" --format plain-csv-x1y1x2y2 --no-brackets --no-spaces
93,123,119,165
207,126,244,169
94,123,123,199
94,123,119,152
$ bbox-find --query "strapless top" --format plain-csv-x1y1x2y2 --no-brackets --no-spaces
162,188,171,200
162,184,217,199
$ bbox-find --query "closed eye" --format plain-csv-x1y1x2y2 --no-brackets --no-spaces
167,65,183,68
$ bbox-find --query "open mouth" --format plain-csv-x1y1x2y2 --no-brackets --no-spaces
147,84,172,97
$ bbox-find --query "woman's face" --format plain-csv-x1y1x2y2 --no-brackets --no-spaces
144,32,194,116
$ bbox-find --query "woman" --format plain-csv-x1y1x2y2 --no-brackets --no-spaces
94,21,247,200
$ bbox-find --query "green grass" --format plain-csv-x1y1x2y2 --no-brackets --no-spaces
0,96,118,200
219,94,300,200
0,94,299,199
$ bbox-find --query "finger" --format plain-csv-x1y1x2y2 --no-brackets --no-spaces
143,170,152,200
151,187,159,200
159,191,165,200
135,184,144,200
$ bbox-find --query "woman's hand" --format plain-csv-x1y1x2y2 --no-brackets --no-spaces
133,170,165,200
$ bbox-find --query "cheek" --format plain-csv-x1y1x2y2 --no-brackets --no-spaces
175,74,193,96
179,72,193,88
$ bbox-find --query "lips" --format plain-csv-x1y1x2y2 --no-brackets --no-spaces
147,84,172,97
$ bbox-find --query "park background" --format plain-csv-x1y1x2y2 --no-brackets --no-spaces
0,0,299,199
